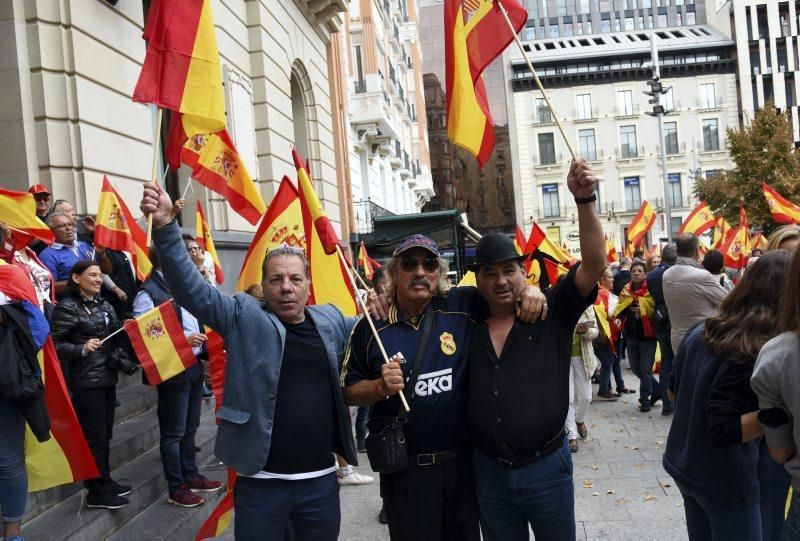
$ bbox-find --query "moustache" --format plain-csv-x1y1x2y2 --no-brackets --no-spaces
409,277,431,290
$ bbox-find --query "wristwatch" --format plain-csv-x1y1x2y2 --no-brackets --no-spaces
574,194,597,205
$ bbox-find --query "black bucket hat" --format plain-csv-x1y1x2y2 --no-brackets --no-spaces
467,232,529,273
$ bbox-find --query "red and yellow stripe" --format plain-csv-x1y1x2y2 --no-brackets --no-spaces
627,200,657,246
762,182,800,224
0,187,54,244
195,201,224,285
124,301,197,385
195,469,236,540
678,201,716,236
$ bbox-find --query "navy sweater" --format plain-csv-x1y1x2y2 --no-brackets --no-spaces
663,322,760,505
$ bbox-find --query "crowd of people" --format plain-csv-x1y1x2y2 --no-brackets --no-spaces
3,169,800,540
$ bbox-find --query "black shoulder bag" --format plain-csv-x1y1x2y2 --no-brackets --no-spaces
365,306,434,474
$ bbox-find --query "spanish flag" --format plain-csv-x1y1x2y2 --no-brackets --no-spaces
206,328,226,419
623,241,634,259
195,469,237,540
751,232,769,251
615,281,656,337
133,0,226,137
514,226,527,256
357,241,381,281
94,176,153,281
762,182,800,224
124,301,197,385
719,225,750,269
168,117,266,225
543,257,569,285
627,200,656,246
605,235,619,264
678,201,716,236
712,214,732,249
526,221,570,264
236,177,304,292
195,201,224,285
293,150,357,316
445,0,527,166
0,187,54,244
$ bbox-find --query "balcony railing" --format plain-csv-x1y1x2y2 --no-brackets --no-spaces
616,146,645,159
573,108,599,121
614,104,640,117
353,80,366,94
656,141,687,155
353,199,395,234
381,89,390,104
535,152,562,166
696,96,723,110
533,110,555,125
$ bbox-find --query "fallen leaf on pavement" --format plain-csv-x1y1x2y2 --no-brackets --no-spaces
629,417,637,420
644,494,657,501
583,480,594,488
676,502,683,507
592,491,600,496
656,440,664,445
615,498,630,504
659,482,671,488
606,489,616,495
635,463,645,467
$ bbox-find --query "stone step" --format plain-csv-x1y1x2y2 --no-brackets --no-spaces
107,458,229,541
21,407,218,540
115,383,158,424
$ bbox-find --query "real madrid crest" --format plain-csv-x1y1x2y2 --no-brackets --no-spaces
440,332,456,356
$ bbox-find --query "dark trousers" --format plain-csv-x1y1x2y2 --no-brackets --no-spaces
627,338,659,406
759,439,791,540
656,332,674,410
595,344,625,393
355,406,370,441
156,362,203,491
71,386,116,494
234,473,340,541
472,441,575,541
680,486,762,540
380,454,480,541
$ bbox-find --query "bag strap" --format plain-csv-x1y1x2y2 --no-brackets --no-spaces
399,304,434,419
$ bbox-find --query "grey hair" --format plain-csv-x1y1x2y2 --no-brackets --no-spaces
46,212,70,227
385,255,450,298
261,245,310,278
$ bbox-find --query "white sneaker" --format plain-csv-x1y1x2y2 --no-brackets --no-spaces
337,471,374,486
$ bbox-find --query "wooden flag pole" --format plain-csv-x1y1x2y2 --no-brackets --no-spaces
145,108,164,248
494,1,578,161
335,244,410,413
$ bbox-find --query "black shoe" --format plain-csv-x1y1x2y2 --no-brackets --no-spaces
650,396,662,406
113,482,132,497
202,384,214,399
662,407,673,416
357,438,366,453
195,446,201,452
597,390,620,400
86,492,129,509
640,404,651,413
378,505,388,524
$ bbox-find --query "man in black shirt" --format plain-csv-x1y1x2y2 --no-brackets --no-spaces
467,159,606,541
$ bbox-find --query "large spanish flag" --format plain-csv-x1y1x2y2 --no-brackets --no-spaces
605,235,619,264
627,200,656,246
236,177,305,292
526,221,569,264
0,187,54,244
293,150,357,316
124,301,197,385
195,201,224,285
133,0,225,137
762,182,800,224
445,0,527,167
94,176,153,281
195,469,237,540
678,201,716,236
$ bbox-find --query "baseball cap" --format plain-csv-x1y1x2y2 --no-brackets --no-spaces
28,184,51,196
392,234,440,257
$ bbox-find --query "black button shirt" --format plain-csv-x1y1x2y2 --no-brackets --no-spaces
467,266,597,463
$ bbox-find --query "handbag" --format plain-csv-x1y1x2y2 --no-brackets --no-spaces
365,305,434,474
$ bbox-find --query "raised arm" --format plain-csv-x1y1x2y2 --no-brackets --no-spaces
567,159,606,298
140,182,238,336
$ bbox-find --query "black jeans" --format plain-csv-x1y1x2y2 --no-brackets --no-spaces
156,362,203,491
355,406,370,441
595,343,626,393
656,331,674,410
71,386,116,494
380,454,480,541
627,338,659,406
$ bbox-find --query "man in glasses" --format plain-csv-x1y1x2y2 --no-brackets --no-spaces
341,234,547,540
28,184,51,220
38,212,95,298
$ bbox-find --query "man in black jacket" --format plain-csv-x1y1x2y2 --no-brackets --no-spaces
646,244,676,415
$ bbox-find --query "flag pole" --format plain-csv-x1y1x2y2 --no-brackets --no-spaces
100,325,126,345
335,244,411,413
494,1,577,161
145,108,164,248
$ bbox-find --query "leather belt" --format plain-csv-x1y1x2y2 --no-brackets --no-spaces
492,428,566,469
413,446,465,467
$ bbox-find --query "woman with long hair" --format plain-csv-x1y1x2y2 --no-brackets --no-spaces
766,224,800,253
50,260,137,510
664,250,791,539
752,245,800,538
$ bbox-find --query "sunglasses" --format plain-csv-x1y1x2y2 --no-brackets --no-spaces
400,255,438,273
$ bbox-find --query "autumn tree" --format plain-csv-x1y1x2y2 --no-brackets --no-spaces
694,100,800,229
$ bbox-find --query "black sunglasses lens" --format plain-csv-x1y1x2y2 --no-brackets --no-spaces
400,256,417,272
401,256,438,272
422,258,438,272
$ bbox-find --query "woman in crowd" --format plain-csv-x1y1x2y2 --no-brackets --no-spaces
0,224,54,316
665,250,791,539
702,249,733,291
566,303,599,453
50,260,136,510
646,253,661,273
752,244,800,539
594,267,631,399
767,224,800,253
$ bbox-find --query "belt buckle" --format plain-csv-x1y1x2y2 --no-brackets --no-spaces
417,453,435,466
496,456,514,468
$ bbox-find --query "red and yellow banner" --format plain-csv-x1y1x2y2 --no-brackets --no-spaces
712,214,732,249
0,187,54,244
627,200,656,246
526,221,569,264
195,469,237,540
124,301,197,385
678,201,715,236
719,225,751,269
445,0,527,167
206,328,226,420
357,241,381,281
95,176,153,281
605,235,619,264
195,201,224,285
133,0,226,137
762,182,800,224
514,226,528,256
751,232,769,251
543,257,569,285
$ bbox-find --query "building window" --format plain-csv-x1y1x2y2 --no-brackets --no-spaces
641,0,651,6
536,98,552,123
699,83,716,108
620,125,638,158
664,121,679,154
587,21,592,33
579,129,597,161
525,26,536,40
601,19,611,32
648,15,654,27
614,19,621,31
576,93,592,119
538,132,556,164
687,11,696,24
542,184,560,217
556,0,567,15
624,177,641,211
703,119,720,151
564,23,573,36
550,24,560,37
617,90,634,115
676,12,682,25
663,86,675,110
625,17,634,30
668,173,683,207
658,14,667,26
705,169,721,179
580,0,590,12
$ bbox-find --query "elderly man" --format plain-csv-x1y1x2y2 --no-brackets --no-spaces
52,199,78,223
140,183,358,540
38,212,94,297
467,159,606,540
341,232,546,539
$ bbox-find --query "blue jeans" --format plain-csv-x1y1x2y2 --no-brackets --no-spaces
156,362,203,491
472,441,575,541
595,344,625,393
783,490,800,540
758,439,790,540
355,405,370,441
680,486,762,540
0,398,27,523
656,332,674,410
234,473,340,541
627,338,659,406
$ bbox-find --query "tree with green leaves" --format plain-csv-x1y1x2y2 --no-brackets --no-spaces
693,100,800,230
